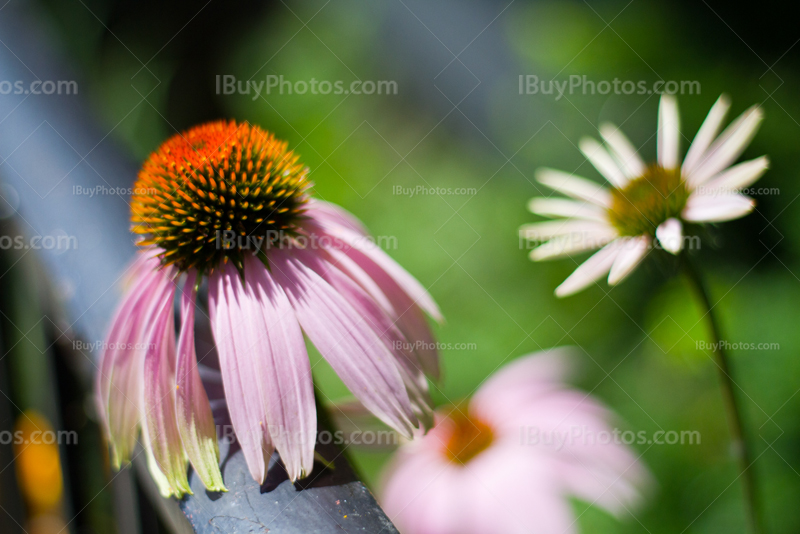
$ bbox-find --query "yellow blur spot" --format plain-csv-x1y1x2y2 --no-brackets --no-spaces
14,411,64,514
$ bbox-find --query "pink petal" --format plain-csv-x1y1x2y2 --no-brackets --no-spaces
380,452,464,534
307,198,369,235
209,262,274,484
305,218,440,380
270,248,418,438
297,248,434,429
471,348,573,410
308,209,442,322
103,259,164,467
243,255,316,482
141,270,191,497
175,270,226,492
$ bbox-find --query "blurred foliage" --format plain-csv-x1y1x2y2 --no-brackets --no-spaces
30,0,800,532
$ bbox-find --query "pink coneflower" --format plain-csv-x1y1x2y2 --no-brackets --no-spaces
520,94,767,297
380,349,648,534
96,121,441,497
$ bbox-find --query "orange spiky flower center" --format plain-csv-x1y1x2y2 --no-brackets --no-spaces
443,408,494,465
131,121,310,273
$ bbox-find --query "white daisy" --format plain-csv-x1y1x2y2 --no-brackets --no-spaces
519,94,767,297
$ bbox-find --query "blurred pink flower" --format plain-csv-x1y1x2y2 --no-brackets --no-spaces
96,122,441,497
380,349,649,534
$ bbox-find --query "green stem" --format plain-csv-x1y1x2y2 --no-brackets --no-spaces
682,258,761,534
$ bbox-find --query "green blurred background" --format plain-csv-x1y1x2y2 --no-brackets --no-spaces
21,0,800,532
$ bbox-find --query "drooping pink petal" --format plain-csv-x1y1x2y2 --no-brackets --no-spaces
175,270,226,492
103,258,164,467
304,216,441,380
243,255,316,482
96,256,150,442
307,209,442,322
269,248,418,438
306,198,369,235
295,248,434,429
141,269,192,497
209,262,273,484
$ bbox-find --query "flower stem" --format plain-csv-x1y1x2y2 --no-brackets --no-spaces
682,258,761,534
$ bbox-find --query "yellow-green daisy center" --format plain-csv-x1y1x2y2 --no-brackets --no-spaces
607,165,689,237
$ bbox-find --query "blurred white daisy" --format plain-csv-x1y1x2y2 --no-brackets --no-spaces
520,94,767,297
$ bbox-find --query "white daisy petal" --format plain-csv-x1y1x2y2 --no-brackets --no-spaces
655,218,683,255
529,227,618,261
682,193,755,223
608,236,651,285
700,156,769,195
528,198,608,222
657,95,680,170
519,220,613,241
599,123,646,178
682,94,730,176
554,239,626,297
579,137,628,188
536,168,612,207
690,106,764,185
